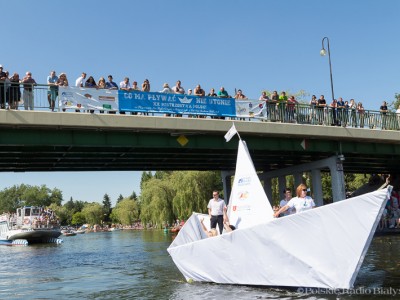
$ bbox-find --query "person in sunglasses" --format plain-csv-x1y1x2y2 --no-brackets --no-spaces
273,184,315,217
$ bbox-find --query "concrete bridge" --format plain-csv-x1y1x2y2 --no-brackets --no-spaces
1,110,399,202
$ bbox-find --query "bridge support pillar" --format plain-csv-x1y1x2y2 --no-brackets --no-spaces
329,159,346,202
221,170,234,204
311,169,323,206
294,173,303,187
261,155,346,206
278,176,286,198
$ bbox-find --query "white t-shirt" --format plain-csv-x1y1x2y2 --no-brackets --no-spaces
207,198,226,216
75,76,85,87
286,196,315,214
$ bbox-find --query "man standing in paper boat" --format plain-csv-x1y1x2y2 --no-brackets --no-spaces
207,191,228,234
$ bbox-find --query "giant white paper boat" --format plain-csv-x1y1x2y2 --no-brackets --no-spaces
167,138,390,289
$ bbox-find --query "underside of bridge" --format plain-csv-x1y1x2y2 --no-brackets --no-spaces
0,125,399,174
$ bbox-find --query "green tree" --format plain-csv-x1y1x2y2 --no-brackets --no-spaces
129,191,138,201
140,177,175,227
0,184,62,212
117,194,124,203
81,203,104,225
71,211,86,225
171,171,221,220
140,171,153,190
48,203,70,225
388,93,400,111
102,194,112,222
110,198,138,225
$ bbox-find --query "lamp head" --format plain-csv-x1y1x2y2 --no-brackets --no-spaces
320,49,327,56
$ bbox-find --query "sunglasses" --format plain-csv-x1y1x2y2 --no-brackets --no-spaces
302,189,307,192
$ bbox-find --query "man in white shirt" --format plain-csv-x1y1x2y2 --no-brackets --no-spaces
119,77,131,91
207,191,228,234
75,72,86,87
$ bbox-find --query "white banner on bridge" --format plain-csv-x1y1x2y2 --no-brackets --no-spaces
58,86,119,111
235,100,265,118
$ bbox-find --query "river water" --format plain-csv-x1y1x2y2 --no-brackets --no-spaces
0,230,399,300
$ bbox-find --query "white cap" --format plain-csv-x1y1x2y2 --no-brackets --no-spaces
0,65,3,68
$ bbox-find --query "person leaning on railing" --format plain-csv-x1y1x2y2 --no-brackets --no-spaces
21,71,37,110
0,65,7,109
356,102,365,128
380,101,388,130
8,72,21,110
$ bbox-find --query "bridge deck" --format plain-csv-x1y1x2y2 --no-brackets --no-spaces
0,110,399,173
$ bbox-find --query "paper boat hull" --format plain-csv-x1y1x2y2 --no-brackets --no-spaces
168,188,388,289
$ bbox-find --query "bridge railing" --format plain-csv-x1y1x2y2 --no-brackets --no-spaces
1,83,399,130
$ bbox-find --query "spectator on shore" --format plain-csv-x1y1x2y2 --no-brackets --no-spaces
105,75,118,90
47,71,58,111
21,71,37,110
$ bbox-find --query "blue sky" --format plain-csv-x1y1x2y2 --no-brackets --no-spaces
1,0,399,205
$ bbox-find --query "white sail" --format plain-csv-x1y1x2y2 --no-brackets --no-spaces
227,139,274,229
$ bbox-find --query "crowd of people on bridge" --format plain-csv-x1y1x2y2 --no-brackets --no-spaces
1,64,400,129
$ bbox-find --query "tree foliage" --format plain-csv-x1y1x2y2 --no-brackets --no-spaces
0,184,62,212
140,171,153,190
81,202,104,225
389,93,400,111
110,198,138,225
171,171,221,220
139,171,222,226
140,178,175,227
71,211,86,225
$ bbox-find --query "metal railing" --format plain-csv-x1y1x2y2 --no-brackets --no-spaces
1,83,399,130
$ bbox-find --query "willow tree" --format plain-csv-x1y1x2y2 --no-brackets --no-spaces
110,198,139,225
171,171,221,220
81,202,104,225
139,177,175,227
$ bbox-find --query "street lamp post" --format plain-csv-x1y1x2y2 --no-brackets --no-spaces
320,37,334,101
